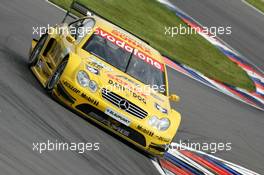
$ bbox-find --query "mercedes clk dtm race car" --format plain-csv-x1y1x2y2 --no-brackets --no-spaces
29,2,181,155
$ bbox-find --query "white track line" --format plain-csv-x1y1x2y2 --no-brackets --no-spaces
242,0,264,16
151,159,167,175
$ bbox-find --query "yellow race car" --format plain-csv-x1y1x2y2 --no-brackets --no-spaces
29,5,181,155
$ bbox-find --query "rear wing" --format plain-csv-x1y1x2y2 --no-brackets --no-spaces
62,0,150,44
62,0,91,22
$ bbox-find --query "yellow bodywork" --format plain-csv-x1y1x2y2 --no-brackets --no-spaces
29,16,181,155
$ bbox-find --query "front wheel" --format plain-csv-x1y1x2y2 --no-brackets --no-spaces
46,59,68,92
28,34,48,67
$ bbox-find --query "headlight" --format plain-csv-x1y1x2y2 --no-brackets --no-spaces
148,116,170,131
77,71,90,87
77,71,98,92
148,116,159,126
158,118,170,131
89,80,98,92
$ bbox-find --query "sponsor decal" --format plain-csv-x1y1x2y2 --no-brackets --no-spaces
108,79,146,104
137,125,154,137
86,65,99,75
116,75,140,87
80,93,99,106
87,61,103,70
111,29,152,55
132,93,146,104
107,74,147,97
63,81,81,94
154,135,170,142
101,119,130,137
88,57,113,71
108,79,125,91
63,81,99,106
105,108,131,126
95,28,164,72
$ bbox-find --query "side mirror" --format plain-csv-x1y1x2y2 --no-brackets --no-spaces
169,94,180,102
66,35,76,44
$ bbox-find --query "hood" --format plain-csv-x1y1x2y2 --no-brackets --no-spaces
84,56,171,117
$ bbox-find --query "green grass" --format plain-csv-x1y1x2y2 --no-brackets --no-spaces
49,0,255,91
246,0,264,13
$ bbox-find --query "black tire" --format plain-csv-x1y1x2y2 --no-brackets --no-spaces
45,59,68,92
28,34,48,67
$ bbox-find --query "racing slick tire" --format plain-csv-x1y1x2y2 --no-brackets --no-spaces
28,34,48,67
45,58,68,92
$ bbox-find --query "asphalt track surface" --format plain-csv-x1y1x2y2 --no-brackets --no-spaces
0,0,263,174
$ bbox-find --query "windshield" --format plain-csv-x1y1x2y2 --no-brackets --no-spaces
83,34,131,71
126,55,165,94
82,30,166,95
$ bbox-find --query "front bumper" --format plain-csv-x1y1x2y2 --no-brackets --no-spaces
52,76,171,155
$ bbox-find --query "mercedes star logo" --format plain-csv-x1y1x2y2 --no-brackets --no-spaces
119,99,130,110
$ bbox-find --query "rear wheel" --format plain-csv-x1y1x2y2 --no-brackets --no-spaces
28,34,48,67
46,59,68,92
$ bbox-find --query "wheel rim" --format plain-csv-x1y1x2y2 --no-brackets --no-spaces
47,60,67,90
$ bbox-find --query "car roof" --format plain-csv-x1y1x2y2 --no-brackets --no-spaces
92,16,164,63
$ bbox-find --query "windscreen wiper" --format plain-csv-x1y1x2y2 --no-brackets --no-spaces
125,49,134,73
